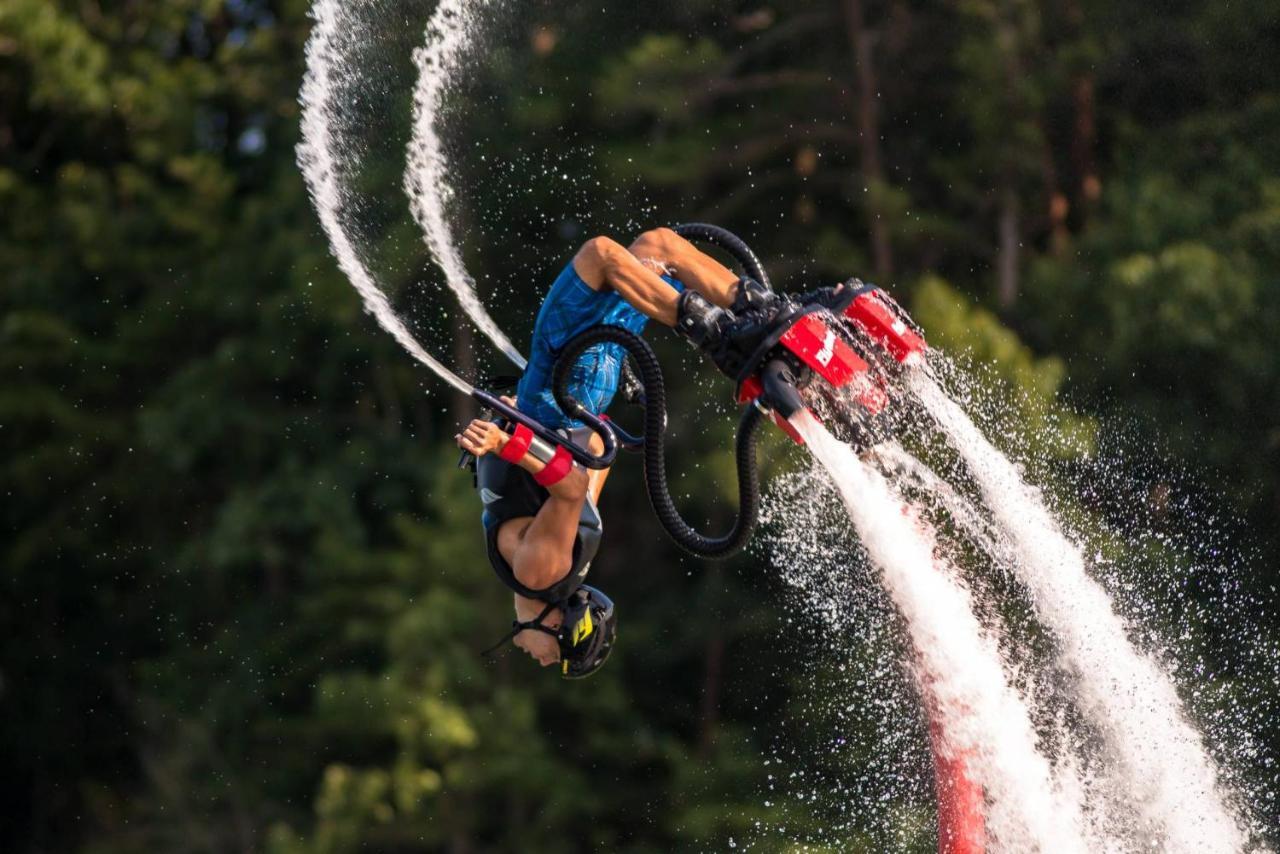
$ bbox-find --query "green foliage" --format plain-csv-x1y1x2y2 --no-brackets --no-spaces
1025,96,1280,514
597,35,724,124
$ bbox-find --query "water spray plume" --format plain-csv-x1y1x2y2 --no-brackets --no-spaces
406,0,528,369
912,370,1247,851
298,0,469,395
873,443,1015,565
793,413,1097,852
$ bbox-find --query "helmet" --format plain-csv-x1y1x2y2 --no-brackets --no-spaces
556,585,617,679
481,584,617,679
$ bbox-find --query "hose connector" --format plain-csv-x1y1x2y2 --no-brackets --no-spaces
759,358,807,420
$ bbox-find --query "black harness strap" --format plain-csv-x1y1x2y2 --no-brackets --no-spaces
479,600,561,659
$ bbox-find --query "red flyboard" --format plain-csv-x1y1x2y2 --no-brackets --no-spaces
737,376,807,443
779,313,865,387
850,373,890,417
845,291,927,363
737,375,764,407
769,410,806,444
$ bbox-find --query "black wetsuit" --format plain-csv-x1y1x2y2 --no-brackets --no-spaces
476,453,602,604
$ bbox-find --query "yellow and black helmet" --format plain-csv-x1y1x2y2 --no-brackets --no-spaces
481,584,617,679
556,585,617,679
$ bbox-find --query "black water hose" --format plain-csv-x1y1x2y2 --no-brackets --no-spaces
672,222,771,291
552,325,765,559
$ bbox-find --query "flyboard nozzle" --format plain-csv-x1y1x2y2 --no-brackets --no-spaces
759,358,807,419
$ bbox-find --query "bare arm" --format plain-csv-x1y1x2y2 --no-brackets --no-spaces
455,418,588,502
457,418,585,668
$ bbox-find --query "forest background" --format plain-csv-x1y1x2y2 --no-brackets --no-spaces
3,0,1279,851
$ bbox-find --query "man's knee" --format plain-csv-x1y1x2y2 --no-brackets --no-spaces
574,235,625,288
629,226,681,259
578,235,624,265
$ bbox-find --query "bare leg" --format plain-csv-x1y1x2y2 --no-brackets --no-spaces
627,227,740,307
571,227,746,326
573,236,682,325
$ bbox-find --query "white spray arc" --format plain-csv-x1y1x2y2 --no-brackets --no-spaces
405,0,527,369
795,415,1095,852
873,443,1016,566
911,370,1246,851
298,0,470,394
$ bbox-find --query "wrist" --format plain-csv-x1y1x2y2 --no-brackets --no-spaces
499,422,535,463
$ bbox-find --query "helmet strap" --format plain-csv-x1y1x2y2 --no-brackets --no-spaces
479,599,562,659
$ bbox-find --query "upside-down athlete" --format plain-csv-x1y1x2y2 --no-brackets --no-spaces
456,228,851,677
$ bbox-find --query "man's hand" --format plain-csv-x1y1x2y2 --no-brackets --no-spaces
513,595,562,667
513,627,561,667
456,419,507,458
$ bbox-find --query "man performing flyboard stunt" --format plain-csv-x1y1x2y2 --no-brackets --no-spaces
456,227,861,677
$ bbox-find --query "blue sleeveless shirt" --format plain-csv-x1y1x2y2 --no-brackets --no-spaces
516,261,682,429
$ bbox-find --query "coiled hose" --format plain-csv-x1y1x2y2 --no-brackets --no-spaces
552,325,765,559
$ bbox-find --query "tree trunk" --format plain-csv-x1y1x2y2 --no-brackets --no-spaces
1041,119,1069,255
843,0,894,279
1072,73,1100,210
698,628,725,756
997,186,1020,310
1066,0,1100,217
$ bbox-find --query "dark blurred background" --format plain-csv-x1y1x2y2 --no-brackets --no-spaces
3,0,1279,851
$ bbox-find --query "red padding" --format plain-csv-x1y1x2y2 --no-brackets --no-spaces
499,423,533,463
533,444,573,487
